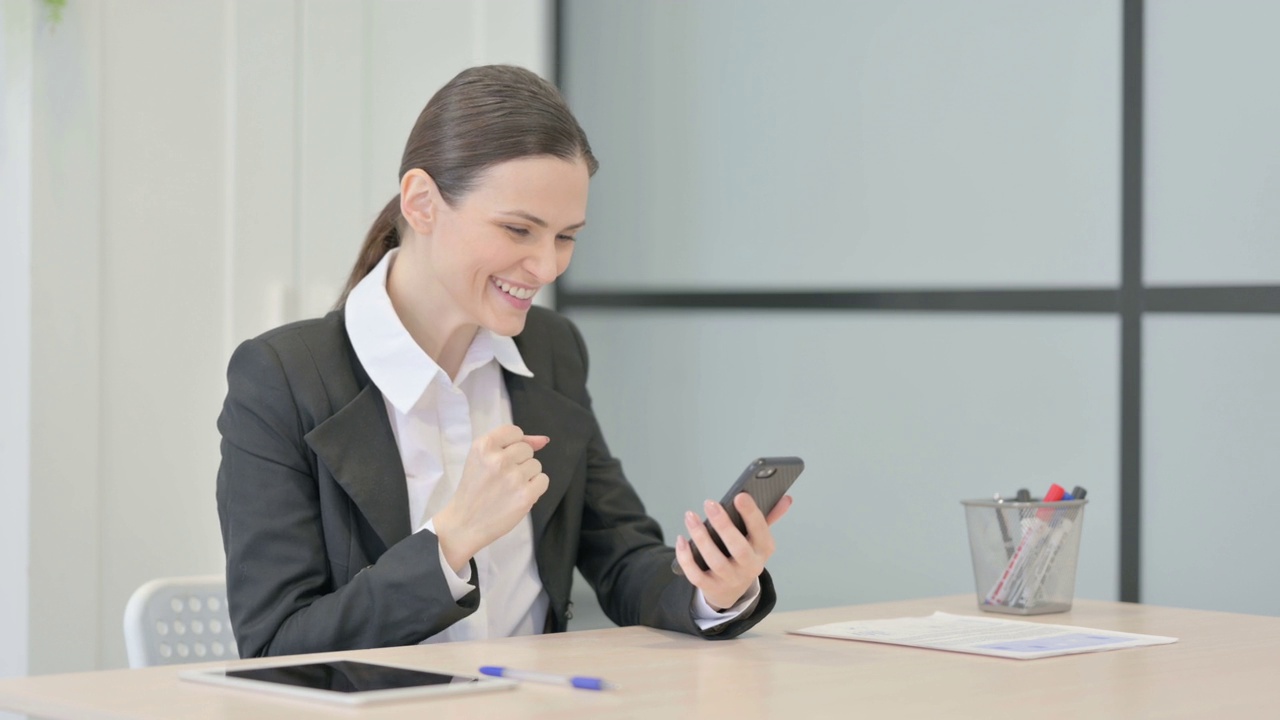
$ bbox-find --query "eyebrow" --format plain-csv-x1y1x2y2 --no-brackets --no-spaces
498,210,586,232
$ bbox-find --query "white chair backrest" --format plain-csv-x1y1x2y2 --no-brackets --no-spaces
123,575,238,668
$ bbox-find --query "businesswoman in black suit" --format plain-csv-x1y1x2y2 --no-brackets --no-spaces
216,65,792,657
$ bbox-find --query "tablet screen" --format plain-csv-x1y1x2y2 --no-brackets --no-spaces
182,659,514,705
224,661,473,693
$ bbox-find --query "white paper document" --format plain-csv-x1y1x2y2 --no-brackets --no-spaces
791,612,1178,660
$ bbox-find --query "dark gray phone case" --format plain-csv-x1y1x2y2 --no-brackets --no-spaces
672,456,804,575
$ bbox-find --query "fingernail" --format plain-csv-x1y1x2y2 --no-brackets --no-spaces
685,511,698,525
704,500,720,515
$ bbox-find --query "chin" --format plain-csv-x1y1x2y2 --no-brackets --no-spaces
487,313,529,338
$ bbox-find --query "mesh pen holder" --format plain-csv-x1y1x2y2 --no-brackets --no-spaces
962,498,1087,615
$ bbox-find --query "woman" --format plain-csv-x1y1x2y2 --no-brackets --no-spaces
216,65,792,657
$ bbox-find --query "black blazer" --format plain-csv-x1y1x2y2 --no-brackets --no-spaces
216,306,775,657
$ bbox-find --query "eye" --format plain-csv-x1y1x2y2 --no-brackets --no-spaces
556,235,577,243
503,225,531,237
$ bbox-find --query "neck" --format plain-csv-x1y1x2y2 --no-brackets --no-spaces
385,251,476,381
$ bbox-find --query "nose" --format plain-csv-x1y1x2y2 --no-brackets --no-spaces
525,236,559,284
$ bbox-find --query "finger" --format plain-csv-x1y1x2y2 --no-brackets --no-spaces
503,441,535,465
504,457,542,489
527,472,550,499
517,457,543,480
684,510,732,574
523,435,551,452
517,472,550,511
734,493,777,557
733,493,770,540
673,535,709,582
485,424,525,449
704,499,754,562
763,494,793,526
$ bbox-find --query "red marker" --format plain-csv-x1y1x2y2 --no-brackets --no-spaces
1036,484,1066,521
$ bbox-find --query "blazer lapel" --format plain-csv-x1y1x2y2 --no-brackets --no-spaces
304,383,411,551
506,372,593,543
300,331,590,555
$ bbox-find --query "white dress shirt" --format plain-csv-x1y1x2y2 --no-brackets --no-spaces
345,250,756,643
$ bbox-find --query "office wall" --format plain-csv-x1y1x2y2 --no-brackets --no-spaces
565,0,1120,290
27,0,103,680
1145,0,1280,285
561,0,1123,618
16,0,552,673
1142,1,1280,616
565,0,1280,617
1,0,35,683
1144,318,1280,615
570,312,1120,608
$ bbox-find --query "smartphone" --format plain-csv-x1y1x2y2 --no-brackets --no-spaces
672,456,804,575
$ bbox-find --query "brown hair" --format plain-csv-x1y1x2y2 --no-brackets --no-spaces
336,65,598,307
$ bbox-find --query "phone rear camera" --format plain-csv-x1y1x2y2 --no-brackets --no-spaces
754,467,777,479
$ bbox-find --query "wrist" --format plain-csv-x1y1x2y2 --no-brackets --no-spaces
432,507,474,574
704,592,739,613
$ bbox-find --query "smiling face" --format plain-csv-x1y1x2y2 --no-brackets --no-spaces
391,155,589,346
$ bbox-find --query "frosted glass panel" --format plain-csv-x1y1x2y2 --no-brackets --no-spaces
1144,317,1280,616
567,311,1120,609
1146,1,1280,284
563,0,1120,289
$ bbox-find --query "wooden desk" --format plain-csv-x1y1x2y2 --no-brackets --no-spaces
2,595,1278,719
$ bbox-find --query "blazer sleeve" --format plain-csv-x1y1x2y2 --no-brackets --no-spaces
216,337,479,657
563,320,777,640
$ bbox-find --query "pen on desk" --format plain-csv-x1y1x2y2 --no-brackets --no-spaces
479,666,617,691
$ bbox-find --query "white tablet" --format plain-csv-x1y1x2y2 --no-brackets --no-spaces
180,659,515,706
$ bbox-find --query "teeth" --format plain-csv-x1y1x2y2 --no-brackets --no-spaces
493,278,535,300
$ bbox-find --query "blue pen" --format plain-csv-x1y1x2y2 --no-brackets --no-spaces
479,666,616,691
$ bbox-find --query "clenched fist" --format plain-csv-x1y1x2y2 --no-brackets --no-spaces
433,424,550,572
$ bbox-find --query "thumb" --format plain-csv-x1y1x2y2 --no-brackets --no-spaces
524,435,551,452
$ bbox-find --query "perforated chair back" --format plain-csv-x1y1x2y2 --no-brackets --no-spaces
123,575,238,668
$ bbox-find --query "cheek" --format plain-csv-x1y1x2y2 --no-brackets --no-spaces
445,229,504,277
556,243,575,275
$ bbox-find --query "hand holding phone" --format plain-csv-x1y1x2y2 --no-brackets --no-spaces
672,456,803,575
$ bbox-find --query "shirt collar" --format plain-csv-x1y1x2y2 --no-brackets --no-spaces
345,249,534,415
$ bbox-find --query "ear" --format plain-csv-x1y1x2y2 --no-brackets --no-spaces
399,168,441,236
